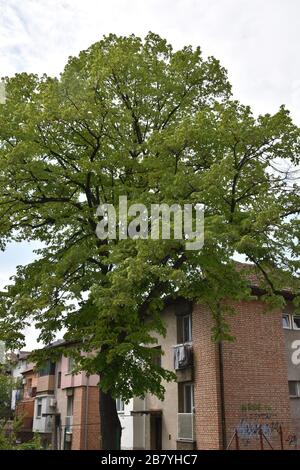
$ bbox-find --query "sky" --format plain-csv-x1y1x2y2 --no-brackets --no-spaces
1,0,300,349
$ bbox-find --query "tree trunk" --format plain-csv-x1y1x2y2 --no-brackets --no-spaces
99,388,122,450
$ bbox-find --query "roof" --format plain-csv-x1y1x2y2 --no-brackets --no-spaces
17,351,31,360
7,350,31,363
44,339,66,349
42,338,80,350
236,261,296,298
235,262,261,286
21,363,35,375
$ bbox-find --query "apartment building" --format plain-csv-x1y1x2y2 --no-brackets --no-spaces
14,343,101,450
15,363,37,441
14,352,139,450
12,265,300,451
53,354,100,450
9,351,31,411
282,305,300,444
128,295,300,450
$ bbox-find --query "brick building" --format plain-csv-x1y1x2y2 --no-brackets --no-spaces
130,295,300,450
12,264,300,450
14,342,101,450
54,353,101,450
31,350,101,450
15,363,37,441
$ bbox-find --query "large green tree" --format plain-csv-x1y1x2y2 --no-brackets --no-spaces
0,374,13,420
0,33,300,449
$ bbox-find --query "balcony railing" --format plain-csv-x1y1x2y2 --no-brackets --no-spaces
27,387,37,398
177,413,193,440
37,375,55,393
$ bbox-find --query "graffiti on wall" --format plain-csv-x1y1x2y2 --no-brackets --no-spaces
236,403,297,447
236,418,281,439
285,433,297,447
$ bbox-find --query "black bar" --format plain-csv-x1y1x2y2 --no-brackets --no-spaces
0,450,299,466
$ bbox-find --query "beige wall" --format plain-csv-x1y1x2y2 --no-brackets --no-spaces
145,305,178,450
56,388,68,449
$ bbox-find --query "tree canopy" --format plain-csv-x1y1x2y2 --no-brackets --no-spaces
0,33,300,405
0,374,13,420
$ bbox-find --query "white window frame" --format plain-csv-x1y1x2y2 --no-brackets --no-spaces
36,398,42,418
116,397,125,413
67,357,75,374
183,383,194,413
182,314,192,343
282,314,291,329
67,394,74,417
292,315,300,330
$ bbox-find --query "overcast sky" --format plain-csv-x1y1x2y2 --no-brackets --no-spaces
1,0,300,349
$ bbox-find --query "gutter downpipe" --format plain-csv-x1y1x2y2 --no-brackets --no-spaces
218,340,227,450
84,375,90,450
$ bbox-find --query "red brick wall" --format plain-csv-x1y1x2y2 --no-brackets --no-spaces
193,300,295,450
15,399,34,432
193,303,223,449
222,300,292,449
72,387,84,450
71,386,101,450
85,386,101,450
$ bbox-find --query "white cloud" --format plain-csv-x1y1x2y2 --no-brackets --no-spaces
1,0,300,120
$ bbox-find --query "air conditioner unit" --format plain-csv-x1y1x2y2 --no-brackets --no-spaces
49,398,57,408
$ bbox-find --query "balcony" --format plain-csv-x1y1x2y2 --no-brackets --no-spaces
37,375,55,393
29,386,37,397
24,387,37,399
173,344,193,382
177,413,193,441
15,400,34,432
173,344,193,370
37,361,56,393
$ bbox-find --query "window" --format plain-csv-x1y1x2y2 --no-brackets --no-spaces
183,383,194,413
67,357,75,374
177,314,192,343
152,346,162,368
38,361,56,377
289,381,300,398
292,316,300,330
36,398,42,418
282,314,300,330
183,315,192,343
282,314,291,329
178,383,194,413
116,398,125,413
67,395,74,417
57,372,61,389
